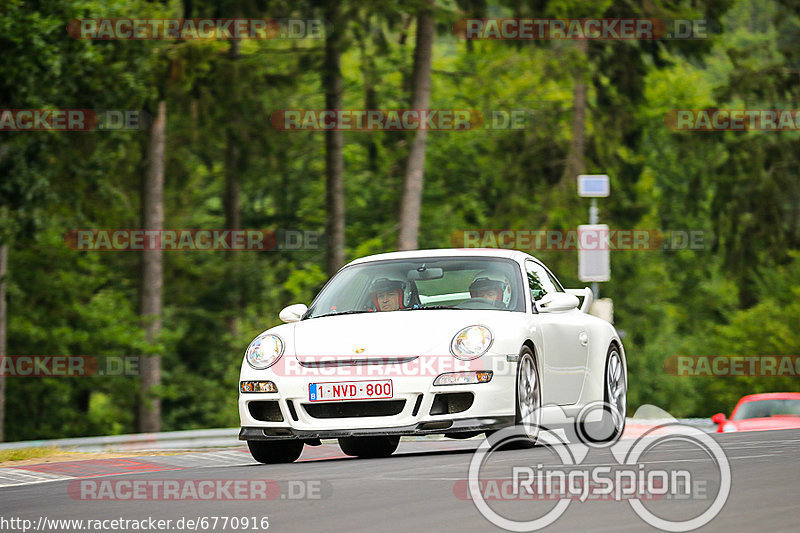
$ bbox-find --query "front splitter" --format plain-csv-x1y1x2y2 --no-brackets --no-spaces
240,416,515,441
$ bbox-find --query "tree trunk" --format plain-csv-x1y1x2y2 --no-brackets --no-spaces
323,2,346,276
0,144,8,442
224,130,241,337
224,135,241,232
562,40,587,183
358,18,379,174
398,0,435,251
138,99,165,433
0,242,7,442
225,38,242,338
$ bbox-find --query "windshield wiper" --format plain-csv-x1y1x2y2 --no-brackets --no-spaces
314,306,463,317
402,305,462,310
313,310,373,319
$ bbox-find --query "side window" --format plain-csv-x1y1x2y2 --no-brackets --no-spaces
543,267,565,293
525,261,561,301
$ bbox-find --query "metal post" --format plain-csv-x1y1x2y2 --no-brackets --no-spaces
590,198,598,299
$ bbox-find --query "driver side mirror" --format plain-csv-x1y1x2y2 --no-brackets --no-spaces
537,292,580,312
279,303,308,323
711,413,726,425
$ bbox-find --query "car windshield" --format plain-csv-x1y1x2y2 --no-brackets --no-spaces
304,257,525,318
732,399,800,420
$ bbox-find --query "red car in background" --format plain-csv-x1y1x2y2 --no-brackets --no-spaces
712,392,800,433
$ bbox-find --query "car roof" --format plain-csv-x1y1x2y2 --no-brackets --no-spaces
738,392,800,403
345,248,536,267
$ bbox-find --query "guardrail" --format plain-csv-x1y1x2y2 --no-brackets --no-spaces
0,418,716,453
0,428,241,453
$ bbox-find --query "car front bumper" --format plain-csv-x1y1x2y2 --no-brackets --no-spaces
238,369,517,440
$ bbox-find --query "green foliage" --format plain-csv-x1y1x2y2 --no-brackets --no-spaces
2,0,799,440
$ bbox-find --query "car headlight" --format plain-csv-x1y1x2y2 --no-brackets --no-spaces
450,325,493,360
245,334,284,369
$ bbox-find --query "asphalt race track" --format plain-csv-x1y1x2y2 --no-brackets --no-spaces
1,429,798,532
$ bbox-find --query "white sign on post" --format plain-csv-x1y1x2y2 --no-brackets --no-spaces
578,175,610,197
578,224,610,282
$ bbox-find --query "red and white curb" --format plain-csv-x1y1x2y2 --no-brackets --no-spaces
0,450,253,488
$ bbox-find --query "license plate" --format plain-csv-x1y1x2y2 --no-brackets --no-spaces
308,380,393,402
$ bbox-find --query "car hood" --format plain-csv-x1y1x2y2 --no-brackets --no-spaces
729,416,800,432
291,310,506,361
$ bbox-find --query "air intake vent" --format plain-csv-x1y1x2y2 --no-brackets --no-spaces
429,393,474,415
248,401,284,422
303,400,406,419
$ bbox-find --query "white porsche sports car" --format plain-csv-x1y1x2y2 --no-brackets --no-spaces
239,248,627,463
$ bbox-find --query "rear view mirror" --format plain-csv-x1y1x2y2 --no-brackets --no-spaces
279,303,308,323
565,287,594,313
711,413,726,425
407,267,444,281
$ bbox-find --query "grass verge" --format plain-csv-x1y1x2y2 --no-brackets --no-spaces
0,446,63,462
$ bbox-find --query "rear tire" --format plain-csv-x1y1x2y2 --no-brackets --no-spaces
577,344,626,444
247,440,304,464
338,436,400,458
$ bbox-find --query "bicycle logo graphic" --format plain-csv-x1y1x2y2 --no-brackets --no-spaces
464,402,731,532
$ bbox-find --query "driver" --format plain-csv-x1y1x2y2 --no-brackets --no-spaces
469,271,509,307
369,278,406,312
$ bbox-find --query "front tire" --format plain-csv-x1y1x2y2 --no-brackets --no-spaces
338,436,400,458
509,346,542,447
247,440,304,464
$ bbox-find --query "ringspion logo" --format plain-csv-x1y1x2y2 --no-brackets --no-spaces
462,406,730,531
